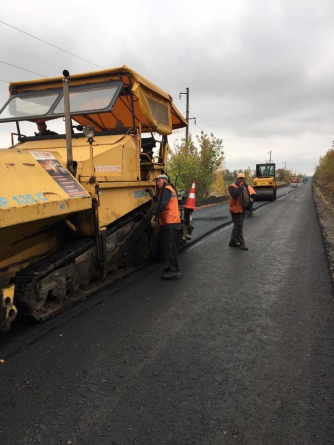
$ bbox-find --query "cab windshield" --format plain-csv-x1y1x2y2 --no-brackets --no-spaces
0,81,123,122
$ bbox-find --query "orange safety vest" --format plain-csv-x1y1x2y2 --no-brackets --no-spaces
158,185,181,226
248,185,256,196
229,182,246,213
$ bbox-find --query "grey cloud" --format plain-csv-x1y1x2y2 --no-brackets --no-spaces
0,0,333,175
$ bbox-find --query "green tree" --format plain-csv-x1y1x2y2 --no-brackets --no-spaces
276,168,293,182
222,169,234,182
195,132,224,199
282,169,293,183
276,168,285,181
243,167,252,183
167,135,198,193
212,168,225,196
167,132,224,200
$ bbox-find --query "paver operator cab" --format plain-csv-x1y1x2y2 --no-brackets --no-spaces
0,66,192,331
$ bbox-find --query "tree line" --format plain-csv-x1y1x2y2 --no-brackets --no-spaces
167,133,301,200
313,144,334,190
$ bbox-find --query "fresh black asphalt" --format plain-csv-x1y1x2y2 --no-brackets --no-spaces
1,182,333,445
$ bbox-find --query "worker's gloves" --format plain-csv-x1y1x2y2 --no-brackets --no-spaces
145,188,154,198
151,216,157,228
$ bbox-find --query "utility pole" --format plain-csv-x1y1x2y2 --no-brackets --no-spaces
179,88,196,151
265,151,273,163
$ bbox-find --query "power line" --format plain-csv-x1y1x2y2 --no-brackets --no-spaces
171,103,255,164
0,60,47,78
176,95,262,163
0,20,106,70
174,123,250,163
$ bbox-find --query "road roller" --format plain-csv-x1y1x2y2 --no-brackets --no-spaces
0,66,192,331
252,163,277,201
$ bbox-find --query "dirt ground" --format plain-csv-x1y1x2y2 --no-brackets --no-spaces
313,182,334,285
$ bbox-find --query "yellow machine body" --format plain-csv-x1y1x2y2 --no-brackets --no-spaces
0,66,188,330
252,163,277,201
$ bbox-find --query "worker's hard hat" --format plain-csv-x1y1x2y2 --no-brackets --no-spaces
237,173,245,178
155,174,168,180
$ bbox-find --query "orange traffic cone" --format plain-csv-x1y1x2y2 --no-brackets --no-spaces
183,180,197,210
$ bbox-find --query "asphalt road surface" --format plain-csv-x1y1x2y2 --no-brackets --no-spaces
190,184,295,243
1,182,334,445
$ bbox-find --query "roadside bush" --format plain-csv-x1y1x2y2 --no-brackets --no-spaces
314,149,334,193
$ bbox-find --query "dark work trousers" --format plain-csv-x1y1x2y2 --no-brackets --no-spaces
230,212,245,245
161,226,180,272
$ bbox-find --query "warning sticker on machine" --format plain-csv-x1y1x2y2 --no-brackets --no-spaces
30,151,56,160
94,165,122,172
29,151,90,198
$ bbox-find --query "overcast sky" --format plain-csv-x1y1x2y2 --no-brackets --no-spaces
1,0,334,175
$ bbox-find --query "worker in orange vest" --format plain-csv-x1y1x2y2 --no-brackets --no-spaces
228,173,256,250
151,174,181,279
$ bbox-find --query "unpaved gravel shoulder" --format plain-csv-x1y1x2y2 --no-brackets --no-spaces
313,182,334,285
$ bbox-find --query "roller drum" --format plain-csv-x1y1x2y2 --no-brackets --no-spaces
254,187,275,201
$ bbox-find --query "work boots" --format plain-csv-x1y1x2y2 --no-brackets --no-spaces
162,270,182,279
229,242,240,247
